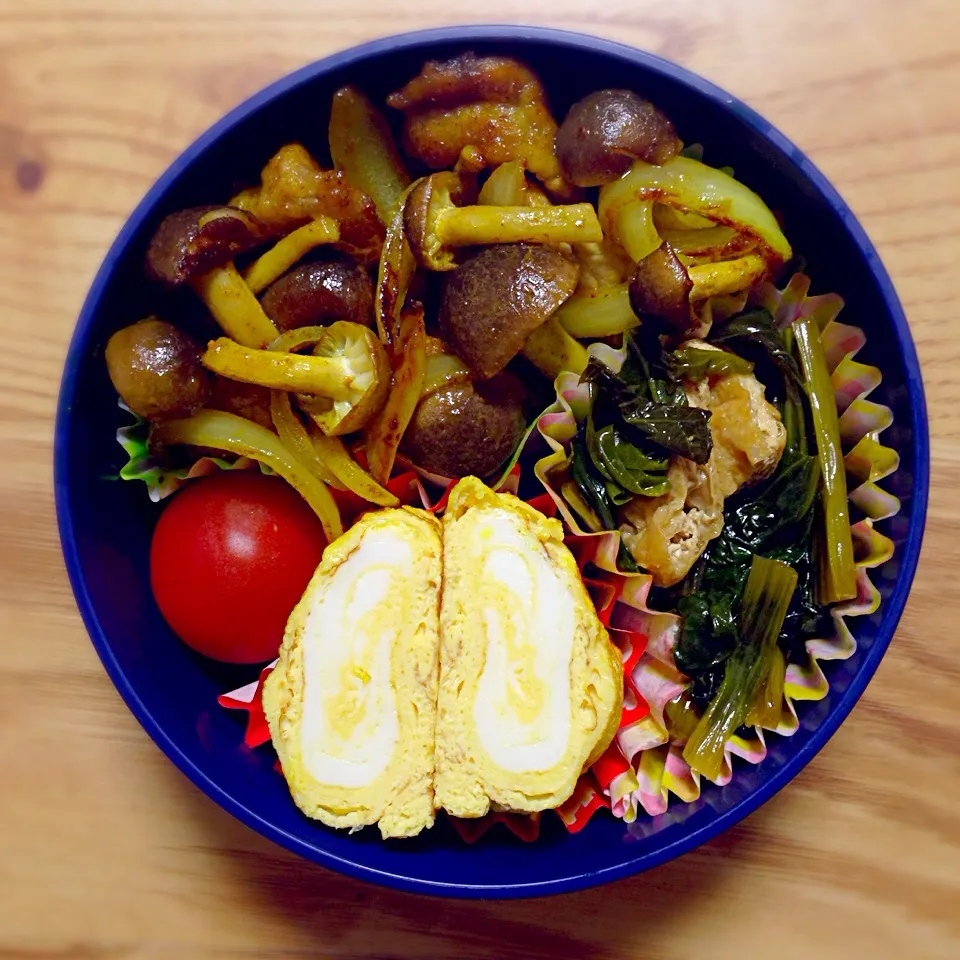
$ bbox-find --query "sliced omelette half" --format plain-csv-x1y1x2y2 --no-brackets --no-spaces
435,477,624,818
262,507,442,839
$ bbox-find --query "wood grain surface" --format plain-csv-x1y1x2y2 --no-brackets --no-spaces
1,1,958,956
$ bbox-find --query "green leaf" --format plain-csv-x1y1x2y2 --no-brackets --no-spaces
666,344,753,381
570,431,617,530
595,424,670,496
606,482,635,505
624,329,687,405
708,453,821,569
675,594,737,674
581,340,713,464
619,398,713,464
708,307,803,392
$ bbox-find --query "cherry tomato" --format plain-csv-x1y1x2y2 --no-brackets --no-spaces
150,471,327,663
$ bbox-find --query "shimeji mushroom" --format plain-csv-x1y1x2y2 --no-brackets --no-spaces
259,256,375,331
145,205,268,285
403,171,602,271
629,242,769,340
105,318,210,422
241,217,340,294
145,204,280,348
401,371,528,479
201,322,389,436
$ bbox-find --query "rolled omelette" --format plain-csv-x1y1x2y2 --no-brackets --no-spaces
262,507,442,839
435,477,624,817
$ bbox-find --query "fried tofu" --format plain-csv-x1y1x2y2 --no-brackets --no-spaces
620,344,786,586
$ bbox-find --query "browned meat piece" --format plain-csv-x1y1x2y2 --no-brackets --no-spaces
387,53,562,185
231,144,383,263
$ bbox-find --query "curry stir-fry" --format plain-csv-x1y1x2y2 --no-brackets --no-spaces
107,53,859,781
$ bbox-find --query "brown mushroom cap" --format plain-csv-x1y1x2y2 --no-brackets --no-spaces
205,377,274,431
556,90,682,187
105,318,210,421
439,243,579,380
401,373,527,478
628,243,694,338
145,206,267,286
403,171,468,272
259,257,374,331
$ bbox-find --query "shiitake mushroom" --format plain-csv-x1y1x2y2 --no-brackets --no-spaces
401,372,527,479
556,89,681,187
439,243,579,380
259,257,374,331
105,318,210,421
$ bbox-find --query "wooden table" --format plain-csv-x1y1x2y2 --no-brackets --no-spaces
2,1,957,956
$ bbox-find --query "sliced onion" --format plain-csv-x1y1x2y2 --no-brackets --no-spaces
152,409,343,540
660,225,757,260
311,433,399,507
554,283,638,338
421,353,471,398
364,305,427,484
600,156,792,267
598,196,662,263
269,391,344,490
688,254,768,301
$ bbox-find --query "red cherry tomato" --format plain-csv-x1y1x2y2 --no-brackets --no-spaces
150,471,327,663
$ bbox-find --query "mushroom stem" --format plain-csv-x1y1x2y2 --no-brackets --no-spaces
202,337,358,400
241,217,340,294
191,264,280,348
437,202,602,248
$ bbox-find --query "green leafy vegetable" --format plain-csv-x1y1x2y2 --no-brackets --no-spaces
666,344,753,381
570,429,616,530
595,424,670,496
675,592,738,674
582,413,668,511
683,555,798,780
581,330,713,465
619,397,713,464
708,307,802,394
672,349,821,702
794,316,857,604
708,455,820,571
624,329,688,406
